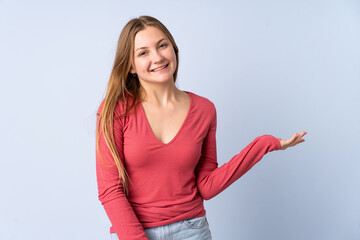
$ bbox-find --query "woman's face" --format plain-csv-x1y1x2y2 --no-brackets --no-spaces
130,26,177,85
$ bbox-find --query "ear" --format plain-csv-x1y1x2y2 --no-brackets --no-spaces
129,66,136,74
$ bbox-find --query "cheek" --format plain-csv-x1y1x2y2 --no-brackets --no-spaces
171,55,177,69
136,59,151,72
171,50,177,65
165,50,177,65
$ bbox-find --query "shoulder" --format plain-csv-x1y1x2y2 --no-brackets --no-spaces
96,99,123,116
97,92,137,118
188,91,216,113
97,94,136,122
187,91,217,125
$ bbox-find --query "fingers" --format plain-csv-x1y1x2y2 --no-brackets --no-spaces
287,132,298,145
300,131,307,137
291,131,307,146
296,131,307,142
282,131,307,149
277,131,307,150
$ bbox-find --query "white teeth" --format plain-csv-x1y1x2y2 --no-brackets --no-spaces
152,64,167,71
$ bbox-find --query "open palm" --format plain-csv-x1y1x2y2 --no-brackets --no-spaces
277,131,307,150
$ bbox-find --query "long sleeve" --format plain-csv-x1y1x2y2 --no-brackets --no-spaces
96,103,148,240
195,104,281,200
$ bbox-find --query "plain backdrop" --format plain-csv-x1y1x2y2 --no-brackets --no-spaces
0,0,359,239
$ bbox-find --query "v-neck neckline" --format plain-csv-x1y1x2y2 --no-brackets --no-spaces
139,91,193,146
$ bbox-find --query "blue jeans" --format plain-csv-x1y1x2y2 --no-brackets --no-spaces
110,215,212,240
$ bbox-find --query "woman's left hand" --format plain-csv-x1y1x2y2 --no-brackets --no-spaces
277,131,307,150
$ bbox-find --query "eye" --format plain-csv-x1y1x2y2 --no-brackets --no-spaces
159,43,167,48
139,51,146,56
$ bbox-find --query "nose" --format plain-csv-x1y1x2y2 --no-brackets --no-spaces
152,49,164,63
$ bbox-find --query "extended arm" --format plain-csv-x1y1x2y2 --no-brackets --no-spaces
195,105,281,200
195,104,307,200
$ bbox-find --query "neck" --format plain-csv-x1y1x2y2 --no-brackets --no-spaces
139,82,182,107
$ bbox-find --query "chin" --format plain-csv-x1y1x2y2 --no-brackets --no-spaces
152,75,174,82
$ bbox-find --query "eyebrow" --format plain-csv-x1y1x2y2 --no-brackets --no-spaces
135,38,167,52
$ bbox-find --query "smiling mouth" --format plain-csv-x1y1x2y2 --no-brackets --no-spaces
151,63,169,72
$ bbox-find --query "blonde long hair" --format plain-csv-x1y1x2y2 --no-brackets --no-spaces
96,16,179,197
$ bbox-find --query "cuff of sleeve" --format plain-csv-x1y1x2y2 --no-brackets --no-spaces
263,134,281,151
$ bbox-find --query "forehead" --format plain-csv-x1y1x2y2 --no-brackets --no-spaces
134,26,168,48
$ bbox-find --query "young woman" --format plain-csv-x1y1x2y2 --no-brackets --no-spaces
95,15,307,240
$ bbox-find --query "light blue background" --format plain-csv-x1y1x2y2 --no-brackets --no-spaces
0,0,359,239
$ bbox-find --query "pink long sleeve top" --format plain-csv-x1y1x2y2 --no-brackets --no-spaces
96,91,281,239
